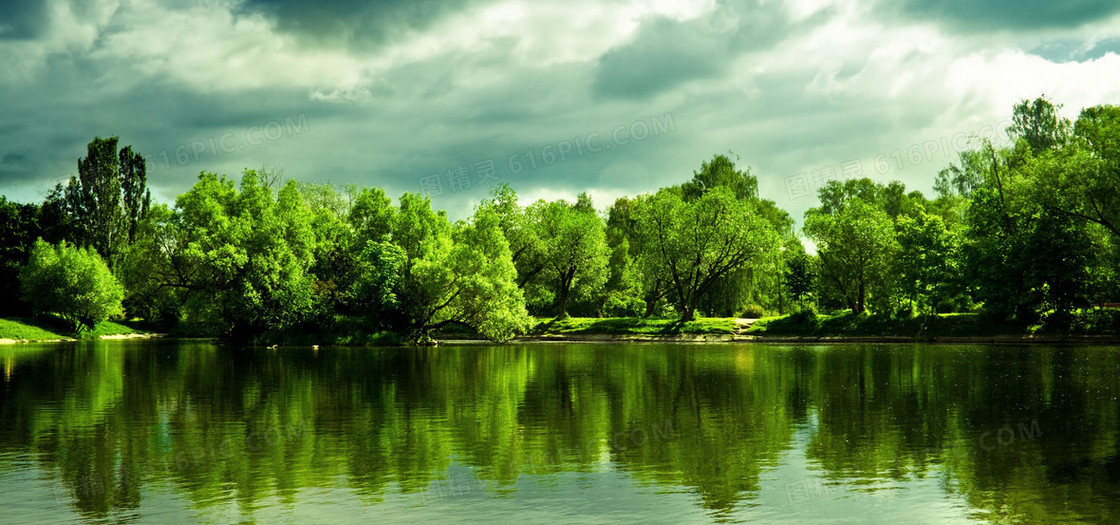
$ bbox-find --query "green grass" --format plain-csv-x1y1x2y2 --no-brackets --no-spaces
0,318,71,340
745,311,1028,338
84,320,140,339
531,316,738,336
0,317,143,341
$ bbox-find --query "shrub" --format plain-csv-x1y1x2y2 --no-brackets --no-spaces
787,308,819,328
20,239,124,332
1067,308,1120,334
740,304,766,318
603,293,645,317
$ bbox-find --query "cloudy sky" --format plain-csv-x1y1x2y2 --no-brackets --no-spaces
3,0,1120,221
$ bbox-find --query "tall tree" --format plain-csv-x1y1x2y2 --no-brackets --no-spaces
606,194,668,316
169,171,316,339
894,211,960,313
681,153,759,201
479,184,546,289
47,137,150,261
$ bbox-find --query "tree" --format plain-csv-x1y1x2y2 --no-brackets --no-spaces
47,137,150,261
479,184,547,289
681,153,758,201
953,106,1096,323
606,194,668,316
345,240,408,331
394,193,530,341
170,171,316,339
894,212,960,313
20,239,124,332
804,198,897,314
1028,105,1120,241
0,197,41,316
117,204,187,325
784,252,814,311
349,186,396,244
527,194,609,318
634,186,778,321
1008,96,1071,155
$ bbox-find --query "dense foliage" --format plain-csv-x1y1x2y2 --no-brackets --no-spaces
19,239,124,332
4,97,1119,341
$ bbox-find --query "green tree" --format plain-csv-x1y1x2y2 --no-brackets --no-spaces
479,184,547,289
783,251,814,311
0,196,41,316
680,153,758,201
394,193,530,341
527,194,609,318
171,171,316,339
46,137,150,261
1008,96,1071,155
894,212,960,313
804,198,897,314
20,239,124,332
117,204,187,325
1027,104,1120,241
634,186,778,321
606,194,668,316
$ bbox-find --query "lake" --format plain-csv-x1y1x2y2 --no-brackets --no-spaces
1,340,1118,523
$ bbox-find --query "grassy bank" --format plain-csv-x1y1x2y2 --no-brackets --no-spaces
0,317,141,342
744,310,1120,339
529,317,739,337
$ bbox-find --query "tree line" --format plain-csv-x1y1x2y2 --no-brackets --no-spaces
1,96,1117,341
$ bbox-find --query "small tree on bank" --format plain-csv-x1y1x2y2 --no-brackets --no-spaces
20,239,124,332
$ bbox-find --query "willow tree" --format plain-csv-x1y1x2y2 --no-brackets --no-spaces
394,193,530,342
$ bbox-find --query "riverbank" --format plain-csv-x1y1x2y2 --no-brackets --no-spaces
506,311,1120,344
0,317,159,344
7,311,1120,346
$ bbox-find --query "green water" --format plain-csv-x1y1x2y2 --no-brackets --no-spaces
1,341,1118,524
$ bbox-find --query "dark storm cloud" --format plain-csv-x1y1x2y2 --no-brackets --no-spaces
234,0,487,47
593,16,729,100
0,0,50,39
592,1,813,100
889,0,1120,32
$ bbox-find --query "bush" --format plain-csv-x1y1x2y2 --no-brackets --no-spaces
20,239,124,332
1067,308,1120,334
787,308,819,328
740,304,766,318
603,293,645,317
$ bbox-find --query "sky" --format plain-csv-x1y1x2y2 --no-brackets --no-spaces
2,0,1120,222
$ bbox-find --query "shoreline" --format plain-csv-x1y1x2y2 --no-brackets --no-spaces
4,332,1118,346
473,333,1120,345
0,332,167,345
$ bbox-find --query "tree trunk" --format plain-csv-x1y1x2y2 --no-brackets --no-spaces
556,268,575,318
556,285,570,319
856,278,866,314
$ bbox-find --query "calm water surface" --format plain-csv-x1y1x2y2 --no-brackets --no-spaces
1,341,1119,524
